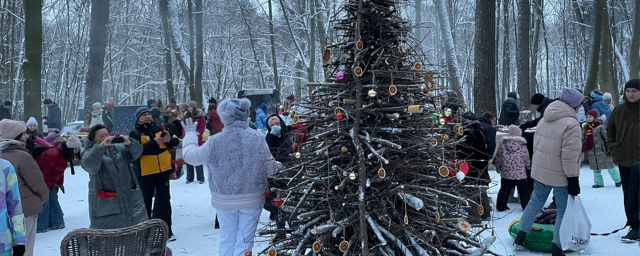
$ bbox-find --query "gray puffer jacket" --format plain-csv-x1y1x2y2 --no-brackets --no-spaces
585,124,615,170
80,138,147,229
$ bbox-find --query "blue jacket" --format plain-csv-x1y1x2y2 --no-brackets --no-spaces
255,109,267,130
590,92,611,126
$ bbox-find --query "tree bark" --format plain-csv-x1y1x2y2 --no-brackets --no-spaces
598,3,616,97
517,0,531,107
195,0,203,105
160,0,175,100
268,0,280,92
434,0,464,99
307,0,317,96
585,0,606,93
630,0,640,79
23,0,42,123
187,0,196,101
85,0,110,121
473,0,497,115
502,0,510,99
530,0,542,94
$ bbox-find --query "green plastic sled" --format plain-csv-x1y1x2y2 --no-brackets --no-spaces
508,218,554,252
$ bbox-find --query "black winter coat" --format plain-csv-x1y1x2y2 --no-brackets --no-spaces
265,114,293,162
498,96,520,126
0,107,11,121
520,97,555,131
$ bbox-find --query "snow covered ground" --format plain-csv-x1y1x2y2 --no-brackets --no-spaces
35,165,639,255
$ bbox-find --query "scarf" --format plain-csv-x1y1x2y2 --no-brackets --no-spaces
583,121,600,151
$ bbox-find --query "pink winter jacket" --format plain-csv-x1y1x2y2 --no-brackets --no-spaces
493,136,530,180
531,100,582,187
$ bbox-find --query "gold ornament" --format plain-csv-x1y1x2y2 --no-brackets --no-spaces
414,62,422,70
407,105,421,114
295,152,301,159
356,40,364,50
388,85,397,95
354,67,363,77
429,138,438,147
439,118,446,125
268,247,278,256
378,168,386,178
339,241,350,252
438,166,449,177
403,215,409,225
442,134,450,141
367,89,377,98
348,172,356,180
312,241,322,252
341,146,348,153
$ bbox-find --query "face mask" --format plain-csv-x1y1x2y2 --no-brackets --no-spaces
270,125,281,135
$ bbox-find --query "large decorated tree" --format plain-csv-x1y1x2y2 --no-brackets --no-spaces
259,0,496,255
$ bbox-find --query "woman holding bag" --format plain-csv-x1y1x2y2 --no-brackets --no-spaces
513,88,584,256
80,124,148,229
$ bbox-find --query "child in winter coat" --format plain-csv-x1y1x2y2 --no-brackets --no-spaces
583,109,621,188
493,125,532,211
0,158,27,256
255,103,268,131
89,102,104,128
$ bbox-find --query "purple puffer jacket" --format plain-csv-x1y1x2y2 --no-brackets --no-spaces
493,136,530,180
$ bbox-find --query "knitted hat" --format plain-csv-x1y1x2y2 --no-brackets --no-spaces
45,129,61,143
586,109,598,118
65,135,82,149
208,98,217,104
147,99,155,107
261,103,267,111
602,92,612,101
530,93,545,105
286,94,295,101
43,99,53,104
560,88,584,108
92,102,102,109
150,107,161,117
218,98,251,125
508,125,522,137
0,119,26,140
135,107,151,121
26,117,38,127
624,79,640,91
188,101,198,109
3,100,11,106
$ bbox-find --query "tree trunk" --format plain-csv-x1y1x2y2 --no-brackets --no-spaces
160,0,175,100
85,0,110,121
630,0,640,79
268,0,280,92
473,0,497,115
434,0,464,99
22,0,42,123
585,0,606,93
502,0,510,99
307,0,317,96
414,0,422,39
530,0,542,94
195,0,203,105
598,4,616,96
187,0,196,101
517,0,531,108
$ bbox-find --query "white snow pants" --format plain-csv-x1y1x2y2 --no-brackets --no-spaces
216,207,262,256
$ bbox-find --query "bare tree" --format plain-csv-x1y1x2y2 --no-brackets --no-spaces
434,0,463,98
22,0,42,122
160,0,175,100
84,0,110,120
630,1,640,79
585,0,606,93
195,0,204,105
473,0,497,114
517,0,531,106
268,0,280,92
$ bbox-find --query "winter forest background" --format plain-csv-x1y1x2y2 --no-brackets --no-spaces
0,0,639,125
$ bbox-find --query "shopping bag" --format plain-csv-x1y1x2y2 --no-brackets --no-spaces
559,196,591,251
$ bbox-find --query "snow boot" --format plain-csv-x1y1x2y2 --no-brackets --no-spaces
615,182,622,187
592,184,603,188
551,244,566,256
513,230,527,248
621,227,639,243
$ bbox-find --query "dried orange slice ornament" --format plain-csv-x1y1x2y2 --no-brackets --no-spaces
457,219,471,232
403,215,409,225
424,72,434,81
478,205,485,215
312,241,322,252
268,247,278,256
414,62,422,70
341,146,348,153
378,168,386,178
429,138,438,147
354,66,363,77
339,241,350,252
454,125,464,135
442,134,450,141
438,166,449,177
322,48,331,62
293,115,300,124
435,212,441,223
356,40,364,50
388,85,397,95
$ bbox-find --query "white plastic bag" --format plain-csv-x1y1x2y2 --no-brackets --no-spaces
560,196,591,251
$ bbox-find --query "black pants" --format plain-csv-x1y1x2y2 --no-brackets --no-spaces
139,171,173,235
263,178,286,228
186,164,204,182
497,178,533,211
620,165,640,228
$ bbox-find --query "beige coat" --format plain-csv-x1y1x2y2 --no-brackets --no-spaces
531,100,582,187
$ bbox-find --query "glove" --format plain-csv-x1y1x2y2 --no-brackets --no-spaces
183,118,198,135
270,125,281,135
567,177,580,196
58,184,65,194
13,245,25,256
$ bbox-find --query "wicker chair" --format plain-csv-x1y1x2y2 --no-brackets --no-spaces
60,219,169,256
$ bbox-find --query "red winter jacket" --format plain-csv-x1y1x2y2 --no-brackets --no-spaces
183,113,206,146
207,108,224,133
35,146,68,188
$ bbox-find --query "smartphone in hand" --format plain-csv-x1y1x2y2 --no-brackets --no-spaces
112,136,125,144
